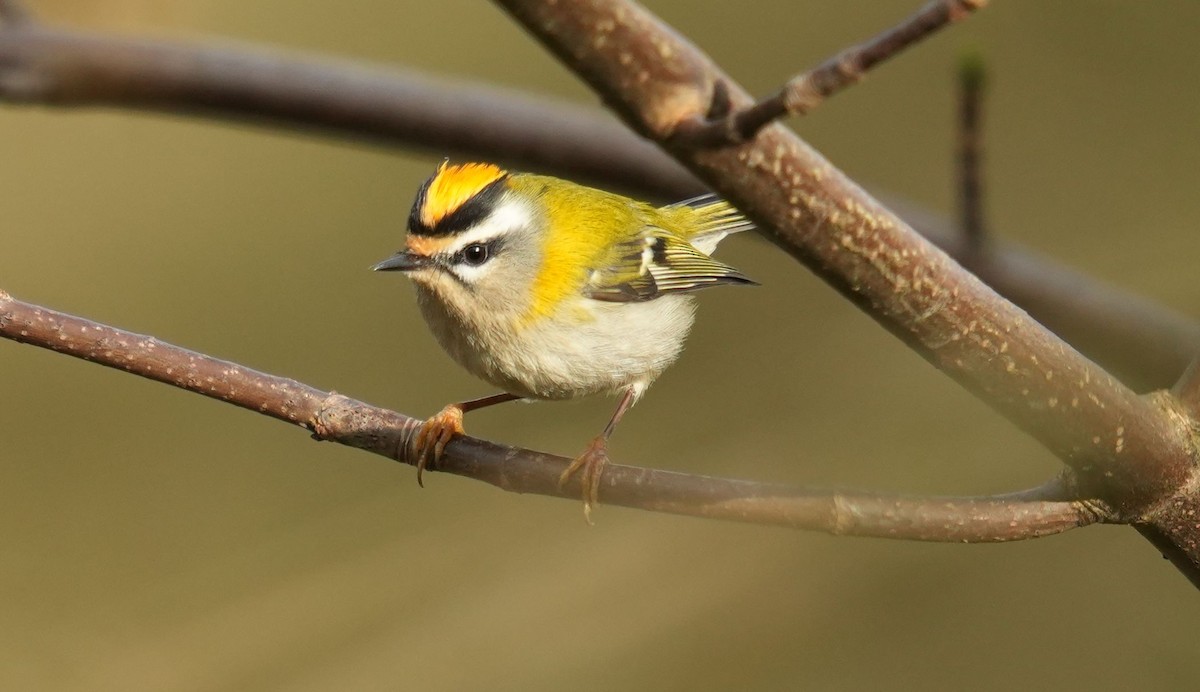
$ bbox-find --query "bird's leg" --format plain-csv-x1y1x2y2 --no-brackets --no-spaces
559,386,638,523
414,392,521,486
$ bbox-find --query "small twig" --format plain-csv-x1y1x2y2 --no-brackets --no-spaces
676,0,988,145
0,0,31,25
0,289,1099,541
957,51,987,251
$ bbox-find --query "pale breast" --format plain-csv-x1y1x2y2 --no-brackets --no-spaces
417,286,696,401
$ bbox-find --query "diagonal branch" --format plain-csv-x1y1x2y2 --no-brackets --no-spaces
1,21,1192,390
0,288,1102,541
493,0,1198,580
677,0,987,146
887,200,1200,394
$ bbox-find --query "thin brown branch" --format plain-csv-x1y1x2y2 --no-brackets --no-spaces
957,51,986,251
0,288,1101,541
494,0,1199,581
0,25,692,198
0,21,1194,392
676,0,988,146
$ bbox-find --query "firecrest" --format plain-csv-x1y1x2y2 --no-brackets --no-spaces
374,161,755,520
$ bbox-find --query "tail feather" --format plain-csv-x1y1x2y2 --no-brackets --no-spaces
668,193,754,254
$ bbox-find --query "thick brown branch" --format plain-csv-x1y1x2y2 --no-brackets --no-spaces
0,289,1098,541
1137,481,1200,590
677,0,987,145
1,20,1188,392
494,0,1199,579
888,197,1200,393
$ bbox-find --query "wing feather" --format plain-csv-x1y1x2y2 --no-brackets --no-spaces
585,227,756,303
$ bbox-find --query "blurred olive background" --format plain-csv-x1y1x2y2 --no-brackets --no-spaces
3,1,1199,690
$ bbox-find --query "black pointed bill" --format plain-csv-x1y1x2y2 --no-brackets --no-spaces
372,251,431,272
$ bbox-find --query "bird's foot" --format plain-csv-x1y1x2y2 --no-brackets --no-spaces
558,435,610,524
412,403,464,487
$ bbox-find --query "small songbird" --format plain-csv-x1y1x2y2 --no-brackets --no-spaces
374,161,755,519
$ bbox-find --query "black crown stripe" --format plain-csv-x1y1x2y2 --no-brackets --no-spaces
408,175,509,238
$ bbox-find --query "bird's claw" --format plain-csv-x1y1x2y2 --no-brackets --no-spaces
558,436,610,524
413,404,464,487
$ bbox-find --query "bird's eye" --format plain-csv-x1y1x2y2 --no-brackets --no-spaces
461,243,490,266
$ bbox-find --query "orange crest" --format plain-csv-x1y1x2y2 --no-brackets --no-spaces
419,161,507,229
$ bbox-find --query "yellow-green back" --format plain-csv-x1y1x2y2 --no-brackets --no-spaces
508,174,754,317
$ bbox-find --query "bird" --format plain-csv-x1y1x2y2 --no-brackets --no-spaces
374,160,755,520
